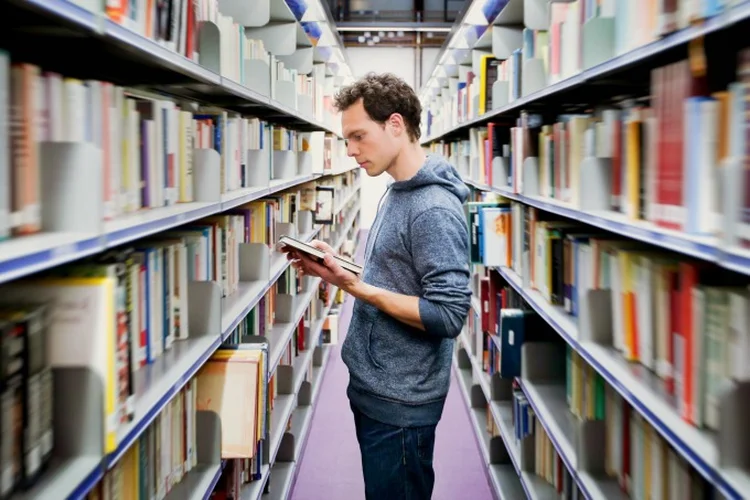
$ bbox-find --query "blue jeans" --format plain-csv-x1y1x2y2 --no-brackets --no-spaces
351,403,437,500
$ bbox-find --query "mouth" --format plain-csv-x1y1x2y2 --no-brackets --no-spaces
358,161,369,168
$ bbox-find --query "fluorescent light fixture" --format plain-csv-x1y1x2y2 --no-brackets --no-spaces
337,26,450,32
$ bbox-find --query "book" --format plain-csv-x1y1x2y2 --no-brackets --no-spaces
278,235,363,276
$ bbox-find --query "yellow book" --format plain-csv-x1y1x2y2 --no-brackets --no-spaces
0,277,118,453
478,54,495,116
626,119,642,219
121,442,139,498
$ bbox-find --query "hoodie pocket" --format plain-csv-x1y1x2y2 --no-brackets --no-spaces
365,319,385,371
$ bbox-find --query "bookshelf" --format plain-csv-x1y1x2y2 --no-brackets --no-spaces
0,0,361,499
421,0,750,499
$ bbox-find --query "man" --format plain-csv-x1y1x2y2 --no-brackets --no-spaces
283,72,471,499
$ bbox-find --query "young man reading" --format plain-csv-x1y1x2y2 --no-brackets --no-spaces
282,73,472,499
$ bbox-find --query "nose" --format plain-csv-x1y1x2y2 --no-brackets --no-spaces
346,141,358,157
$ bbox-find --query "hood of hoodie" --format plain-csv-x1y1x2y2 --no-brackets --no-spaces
389,154,470,204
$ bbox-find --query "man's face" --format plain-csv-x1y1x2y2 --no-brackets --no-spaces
341,99,398,177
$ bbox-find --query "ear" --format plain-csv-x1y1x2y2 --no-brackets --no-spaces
387,113,405,137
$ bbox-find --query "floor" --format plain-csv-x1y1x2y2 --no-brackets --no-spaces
290,230,492,500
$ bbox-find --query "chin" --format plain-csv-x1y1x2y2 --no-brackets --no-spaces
362,163,386,177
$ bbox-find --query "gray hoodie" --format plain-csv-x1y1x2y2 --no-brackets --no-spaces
341,154,472,427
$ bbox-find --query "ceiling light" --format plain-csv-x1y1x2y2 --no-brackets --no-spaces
373,36,380,42
358,36,365,43
378,31,385,37
387,32,394,38
365,31,371,37
397,30,404,37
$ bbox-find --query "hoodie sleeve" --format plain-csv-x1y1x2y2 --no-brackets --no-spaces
410,207,472,338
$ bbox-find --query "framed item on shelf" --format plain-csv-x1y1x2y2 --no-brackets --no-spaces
314,185,335,224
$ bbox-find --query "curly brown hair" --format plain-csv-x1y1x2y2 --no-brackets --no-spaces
334,72,422,142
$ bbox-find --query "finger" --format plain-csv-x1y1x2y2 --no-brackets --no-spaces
310,239,334,253
302,256,329,278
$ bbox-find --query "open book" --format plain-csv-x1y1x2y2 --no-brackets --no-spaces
278,235,363,276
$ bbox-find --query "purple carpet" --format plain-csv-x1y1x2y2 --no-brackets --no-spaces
290,230,492,500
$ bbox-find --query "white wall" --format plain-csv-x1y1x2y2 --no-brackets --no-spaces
421,47,439,86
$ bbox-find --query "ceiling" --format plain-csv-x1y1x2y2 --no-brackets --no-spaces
329,0,467,48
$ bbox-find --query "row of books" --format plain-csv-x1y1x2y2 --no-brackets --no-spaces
86,379,199,500
0,51,355,240
462,276,719,499
102,0,338,125
511,387,579,497
431,48,749,244
466,191,750,433
421,0,745,138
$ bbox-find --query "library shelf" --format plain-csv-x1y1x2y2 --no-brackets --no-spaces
425,0,750,498
419,0,750,145
456,332,559,500
516,379,625,500
333,185,361,217
0,172,349,287
103,201,222,249
105,224,326,471
267,295,326,471
492,400,558,500
452,353,525,500
12,455,103,500
311,345,333,408
37,208,352,498
162,462,226,500
221,253,302,337
240,322,336,500
239,214,359,500
0,0,360,496
3,1,341,135
106,333,223,468
461,178,750,277
266,462,295,500
268,277,324,373
291,341,335,467
491,264,747,500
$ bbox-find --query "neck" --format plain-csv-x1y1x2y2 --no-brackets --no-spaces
386,141,426,182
